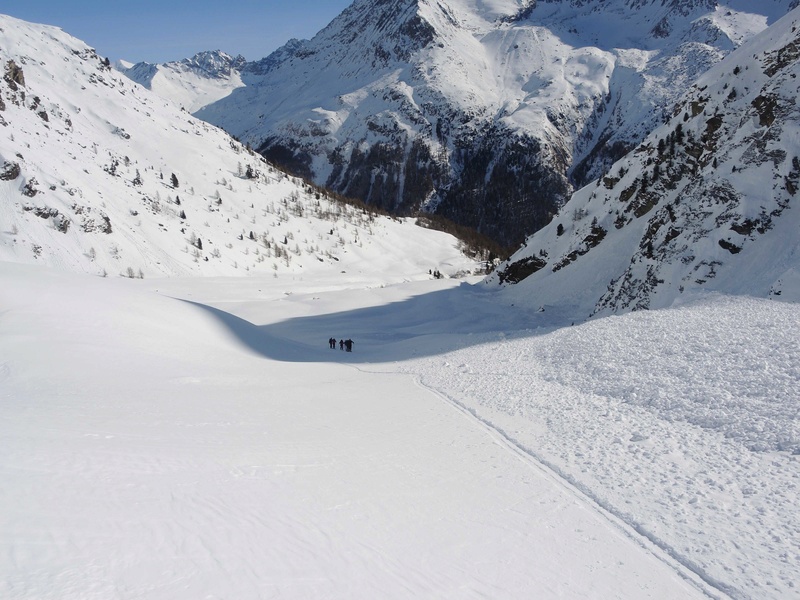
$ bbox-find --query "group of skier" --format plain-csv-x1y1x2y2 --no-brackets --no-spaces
328,337,354,352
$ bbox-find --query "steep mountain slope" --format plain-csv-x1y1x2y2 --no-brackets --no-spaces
194,0,796,246
0,15,479,280
491,5,800,317
118,50,246,112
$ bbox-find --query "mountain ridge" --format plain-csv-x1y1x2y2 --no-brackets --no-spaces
184,0,797,245
118,50,247,112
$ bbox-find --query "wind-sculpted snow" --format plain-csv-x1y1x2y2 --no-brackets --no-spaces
154,268,800,600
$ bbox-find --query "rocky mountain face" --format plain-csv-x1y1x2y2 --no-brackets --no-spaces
490,5,800,317
0,15,478,279
188,0,796,246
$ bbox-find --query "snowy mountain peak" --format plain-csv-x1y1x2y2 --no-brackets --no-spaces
180,50,247,79
192,0,796,246
117,50,248,112
243,38,308,76
122,50,246,84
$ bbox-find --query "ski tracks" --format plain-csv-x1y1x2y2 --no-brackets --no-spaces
407,374,731,600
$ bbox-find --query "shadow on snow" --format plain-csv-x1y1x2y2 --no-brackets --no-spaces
182,282,581,364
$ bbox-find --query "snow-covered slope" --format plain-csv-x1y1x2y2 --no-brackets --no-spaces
192,0,796,245
0,262,731,600
2,256,797,600
491,5,800,317
118,50,246,112
0,14,479,280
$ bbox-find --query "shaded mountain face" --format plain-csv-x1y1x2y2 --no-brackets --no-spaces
189,0,795,246
490,6,800,317
0,15,478,279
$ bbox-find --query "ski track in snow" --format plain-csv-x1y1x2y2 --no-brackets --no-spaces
404,373,735,599
387,296,800,600
406,374,729,599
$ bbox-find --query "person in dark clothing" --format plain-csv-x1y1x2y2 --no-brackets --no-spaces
329,337,336,349
345,339,353,352
339,339,344,350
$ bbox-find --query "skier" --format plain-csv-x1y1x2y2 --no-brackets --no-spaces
339,339,344,350
345,339,353,352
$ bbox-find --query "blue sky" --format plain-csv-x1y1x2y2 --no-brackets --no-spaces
4,1,353,63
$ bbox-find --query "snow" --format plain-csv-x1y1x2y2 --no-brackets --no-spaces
137,66,244,114
396,294,800,597
2,8,799,600
2,261,798,599
118,52,246,113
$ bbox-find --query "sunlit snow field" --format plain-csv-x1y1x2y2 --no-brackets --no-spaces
2,262,798,599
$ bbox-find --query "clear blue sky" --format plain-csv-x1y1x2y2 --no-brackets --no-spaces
4,1,353,63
